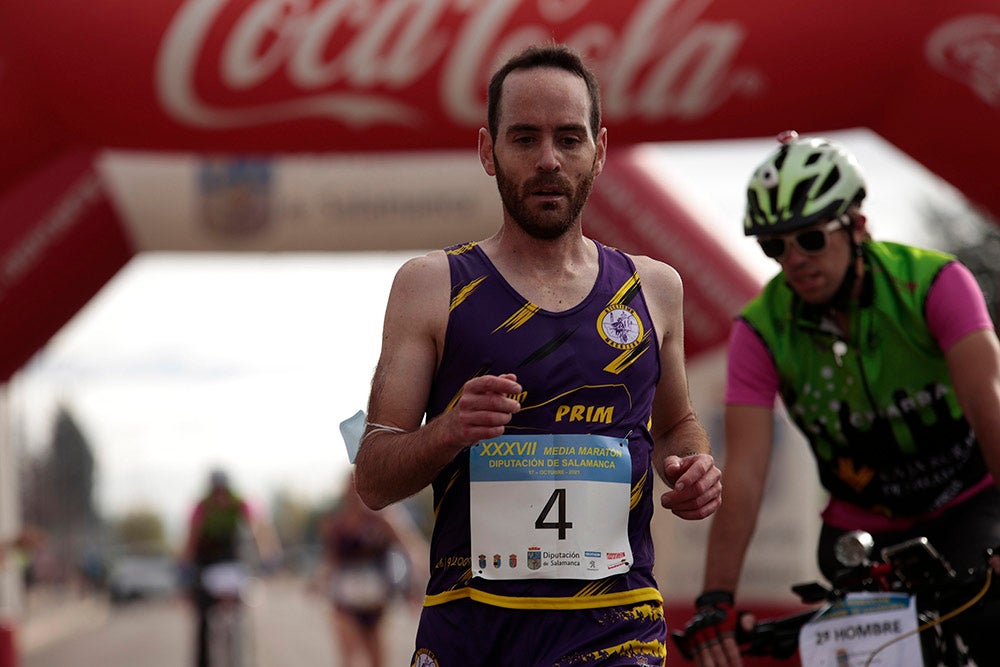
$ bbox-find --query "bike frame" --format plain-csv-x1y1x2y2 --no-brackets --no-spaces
203,561,255,667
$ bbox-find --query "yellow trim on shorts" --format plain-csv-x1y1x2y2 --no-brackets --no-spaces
423,586,663,610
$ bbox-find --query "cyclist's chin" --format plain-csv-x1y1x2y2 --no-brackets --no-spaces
786,269,837,301
790,282,834,304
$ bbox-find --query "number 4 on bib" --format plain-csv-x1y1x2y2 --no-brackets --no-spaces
469,434,633,580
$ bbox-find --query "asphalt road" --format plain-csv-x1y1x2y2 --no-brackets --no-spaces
20,575,421,667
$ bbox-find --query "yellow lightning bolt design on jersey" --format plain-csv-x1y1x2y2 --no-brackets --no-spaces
451,276,486,311
607,271,641,306
493,302,540,333
604,329,653,375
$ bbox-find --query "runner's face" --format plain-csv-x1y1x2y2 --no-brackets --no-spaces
482,67,605,240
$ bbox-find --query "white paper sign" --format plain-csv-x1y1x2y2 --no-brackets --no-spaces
798,592,922,667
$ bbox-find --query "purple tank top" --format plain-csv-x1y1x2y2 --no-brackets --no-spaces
423,240,664,609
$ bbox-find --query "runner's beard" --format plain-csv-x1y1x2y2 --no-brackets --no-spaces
494,158,595,240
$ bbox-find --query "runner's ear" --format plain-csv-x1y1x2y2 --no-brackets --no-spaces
479,128,496,176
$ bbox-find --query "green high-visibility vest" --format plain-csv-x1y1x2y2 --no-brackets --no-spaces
741,241,987,517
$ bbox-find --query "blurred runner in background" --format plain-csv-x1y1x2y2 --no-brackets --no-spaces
313,472,426,667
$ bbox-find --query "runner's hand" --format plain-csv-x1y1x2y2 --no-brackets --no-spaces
660,453,722,520
448,373,521,447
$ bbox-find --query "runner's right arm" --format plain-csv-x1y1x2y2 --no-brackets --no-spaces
354,251,522,510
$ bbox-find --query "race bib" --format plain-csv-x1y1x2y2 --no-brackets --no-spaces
798,592,922,667
469,434,632,580
330,564,391,610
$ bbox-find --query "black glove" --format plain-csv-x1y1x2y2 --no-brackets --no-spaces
671,590,737,660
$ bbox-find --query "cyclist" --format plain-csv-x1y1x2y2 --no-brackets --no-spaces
685,131,1000,666
182,469,262,667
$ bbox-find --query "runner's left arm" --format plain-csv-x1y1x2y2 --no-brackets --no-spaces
634,255,720,521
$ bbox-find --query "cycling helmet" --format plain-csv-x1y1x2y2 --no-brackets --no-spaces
744,130,866,236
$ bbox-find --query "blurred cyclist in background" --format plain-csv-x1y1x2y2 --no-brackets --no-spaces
685,131,1000,666
182,468,274,667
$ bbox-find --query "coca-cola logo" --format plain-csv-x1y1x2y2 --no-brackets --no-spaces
926,14,1000,107
156,0,760,130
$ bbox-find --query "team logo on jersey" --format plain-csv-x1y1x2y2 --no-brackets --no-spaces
597,305,643,349
413,648,440,667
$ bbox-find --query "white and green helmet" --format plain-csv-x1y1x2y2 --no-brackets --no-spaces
744,131,866,236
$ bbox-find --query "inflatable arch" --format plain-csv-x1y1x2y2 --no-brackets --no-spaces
1,0,998,382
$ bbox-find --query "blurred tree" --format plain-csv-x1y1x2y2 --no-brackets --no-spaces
114,508,168,555
20,403,102,580
48,405,100,527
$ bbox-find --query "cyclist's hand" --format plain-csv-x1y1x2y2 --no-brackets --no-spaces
989,545,1000,575
683,591,744,666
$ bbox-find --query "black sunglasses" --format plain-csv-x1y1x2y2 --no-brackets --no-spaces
758,219,846,261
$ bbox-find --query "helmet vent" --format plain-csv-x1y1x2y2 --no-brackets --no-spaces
816,166,841,197
774,147,788,170
804,151,822,166
766,186,779,220
746,189,762,225
789,177,817,216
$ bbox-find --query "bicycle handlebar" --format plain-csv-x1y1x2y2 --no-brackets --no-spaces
670,608,818,662
670,536,996,663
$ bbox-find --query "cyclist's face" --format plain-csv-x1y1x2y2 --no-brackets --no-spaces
766,219,855,304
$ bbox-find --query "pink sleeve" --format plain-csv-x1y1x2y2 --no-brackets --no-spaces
927,261,995,351
725,319,780,407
